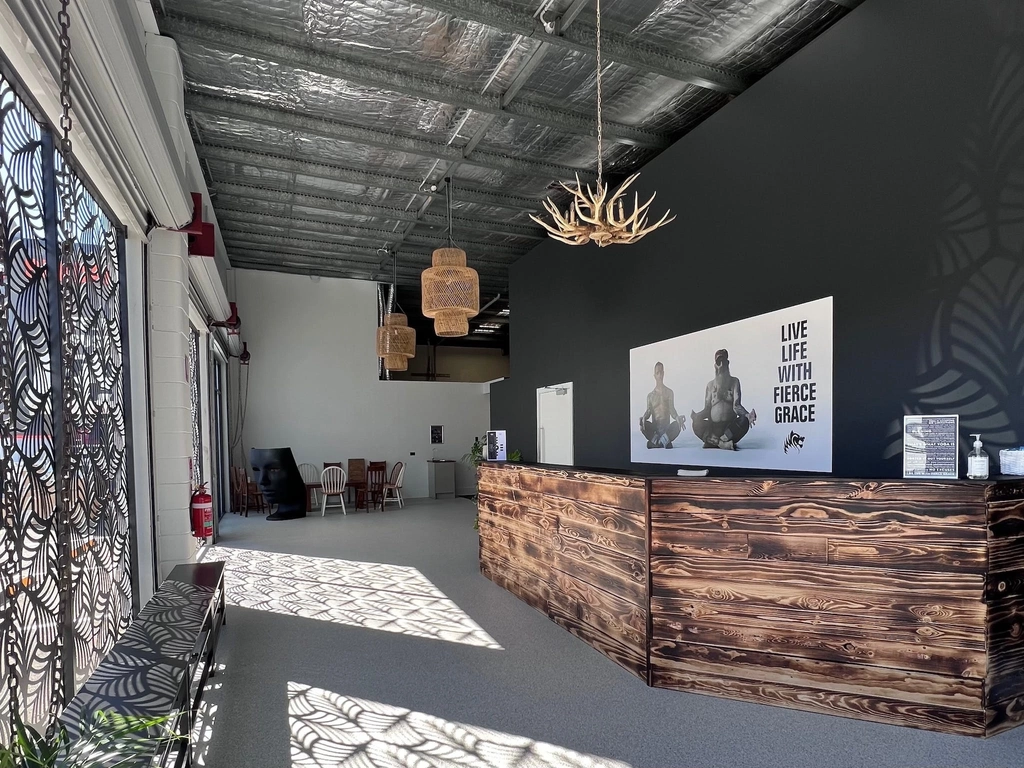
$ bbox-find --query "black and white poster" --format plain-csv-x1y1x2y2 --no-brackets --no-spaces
902,415,959,479
630,297,833,472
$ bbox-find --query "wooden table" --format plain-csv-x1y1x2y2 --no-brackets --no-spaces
477,461,1024,737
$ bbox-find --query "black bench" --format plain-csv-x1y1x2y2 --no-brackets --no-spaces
62,561,226,767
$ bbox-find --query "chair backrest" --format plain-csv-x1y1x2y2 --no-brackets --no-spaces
347,458,366,482
395,462,406,488
321,465,347,494
298,463,319,484
367,462,387,490
388,461,404,486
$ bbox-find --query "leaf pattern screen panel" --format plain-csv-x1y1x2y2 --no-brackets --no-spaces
1,66,134,742
0,70,61,740
54,153,133,694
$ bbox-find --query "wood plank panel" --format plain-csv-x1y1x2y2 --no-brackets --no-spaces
652,478,991,504
549,605,646,680
653,596,985,646
652,573,987,628
652,510,986,541
518,471,647,512
552,571,647,645
985,694,1024,737
651,555,984,599
651,639,983,709
652,496,987,534
557,517,647,559
652,663,984,736
478,530,551,583
554,536,646,605
990,535,1024,573
652,609,985,678
826,538,987,574
478,498,555,540
989,499,1024,538
544,495,647,540
479,552,548,615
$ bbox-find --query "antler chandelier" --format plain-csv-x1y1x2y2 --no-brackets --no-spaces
530,0,675,246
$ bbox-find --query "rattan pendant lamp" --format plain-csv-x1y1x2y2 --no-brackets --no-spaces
376,251,416,372
421,179,479,337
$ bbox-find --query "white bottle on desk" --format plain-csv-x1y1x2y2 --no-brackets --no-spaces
967,433,990,480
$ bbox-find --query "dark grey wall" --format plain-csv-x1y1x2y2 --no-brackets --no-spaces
491,0,1024,478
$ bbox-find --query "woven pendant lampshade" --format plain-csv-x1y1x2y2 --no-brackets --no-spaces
376,311,416,371
422,245,479,337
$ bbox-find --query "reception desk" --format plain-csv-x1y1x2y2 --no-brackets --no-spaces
477,462,1024,736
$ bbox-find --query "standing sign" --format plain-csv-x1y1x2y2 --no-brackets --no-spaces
902,414,959,479
630,297,833,472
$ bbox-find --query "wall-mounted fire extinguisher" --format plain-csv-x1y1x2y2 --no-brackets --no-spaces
190,484,214,540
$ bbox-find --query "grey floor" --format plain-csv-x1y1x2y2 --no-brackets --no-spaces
200,497,1024,768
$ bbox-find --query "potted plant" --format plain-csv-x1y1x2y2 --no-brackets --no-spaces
0,709,175,768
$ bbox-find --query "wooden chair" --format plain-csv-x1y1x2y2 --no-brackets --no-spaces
320,466,347,516
359,461,387,511
298,462,320,510
380,461,406,510
345,459,366,503
232,466,266,517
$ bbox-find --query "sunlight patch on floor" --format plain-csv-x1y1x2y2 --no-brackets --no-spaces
201,547,501,649
287,682,632,768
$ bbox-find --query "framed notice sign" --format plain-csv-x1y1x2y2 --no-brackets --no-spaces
903,415,959,479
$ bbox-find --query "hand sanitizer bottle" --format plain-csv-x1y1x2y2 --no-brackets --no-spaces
967,434,990,480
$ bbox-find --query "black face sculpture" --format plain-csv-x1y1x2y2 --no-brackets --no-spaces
250,447,306,521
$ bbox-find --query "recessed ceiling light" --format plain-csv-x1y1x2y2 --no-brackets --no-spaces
479,323,502,329
497,308,510,316
473,328,498,334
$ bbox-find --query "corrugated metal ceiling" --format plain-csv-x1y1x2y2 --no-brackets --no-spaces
154,0,860,339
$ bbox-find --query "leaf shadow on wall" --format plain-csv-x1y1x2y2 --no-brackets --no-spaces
884,43,1024,465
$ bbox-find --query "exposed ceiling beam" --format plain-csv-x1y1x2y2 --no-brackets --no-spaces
198,144,543,213
186,93,595,183
221,232,513,270
229,250,506,289
160,14,670,149
216,209,529,257
210,183,544,240
411,0,747,94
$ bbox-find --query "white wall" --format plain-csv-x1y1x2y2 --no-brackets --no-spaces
236,270,490,497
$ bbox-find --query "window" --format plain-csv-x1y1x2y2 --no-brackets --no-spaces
0,66,133,740
189,324,202,488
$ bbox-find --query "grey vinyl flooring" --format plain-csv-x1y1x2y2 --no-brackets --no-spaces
199,497,1024,768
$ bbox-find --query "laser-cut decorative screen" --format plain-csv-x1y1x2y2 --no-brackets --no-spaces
189,325,202,488
0,67,133,742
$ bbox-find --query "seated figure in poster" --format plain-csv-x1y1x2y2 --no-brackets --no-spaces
691,349,757,450
640,361,685,448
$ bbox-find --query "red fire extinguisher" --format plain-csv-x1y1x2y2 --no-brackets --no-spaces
190,484,214,540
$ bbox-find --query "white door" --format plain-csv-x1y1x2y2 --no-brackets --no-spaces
537,382,574,466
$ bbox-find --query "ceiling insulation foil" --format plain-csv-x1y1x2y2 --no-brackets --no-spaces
157,0,853,294
163,0,534,92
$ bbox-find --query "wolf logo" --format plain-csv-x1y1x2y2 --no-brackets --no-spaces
784,432,805,454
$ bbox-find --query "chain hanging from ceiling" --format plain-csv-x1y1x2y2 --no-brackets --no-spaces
377,250,416,372
421,179,480,338
530,0,675,246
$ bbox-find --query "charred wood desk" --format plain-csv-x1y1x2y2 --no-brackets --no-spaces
477,462,1024,736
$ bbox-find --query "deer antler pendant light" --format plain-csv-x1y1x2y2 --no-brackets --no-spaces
530,0,675,246
421,179,479,337
377,251,416,371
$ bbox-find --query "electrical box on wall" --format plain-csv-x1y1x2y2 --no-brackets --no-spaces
486,430,507,461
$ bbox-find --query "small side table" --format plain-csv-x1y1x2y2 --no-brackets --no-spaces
427,460,456,499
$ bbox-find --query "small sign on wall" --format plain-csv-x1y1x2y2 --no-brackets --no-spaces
430,425,444,444
903,414,959,479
